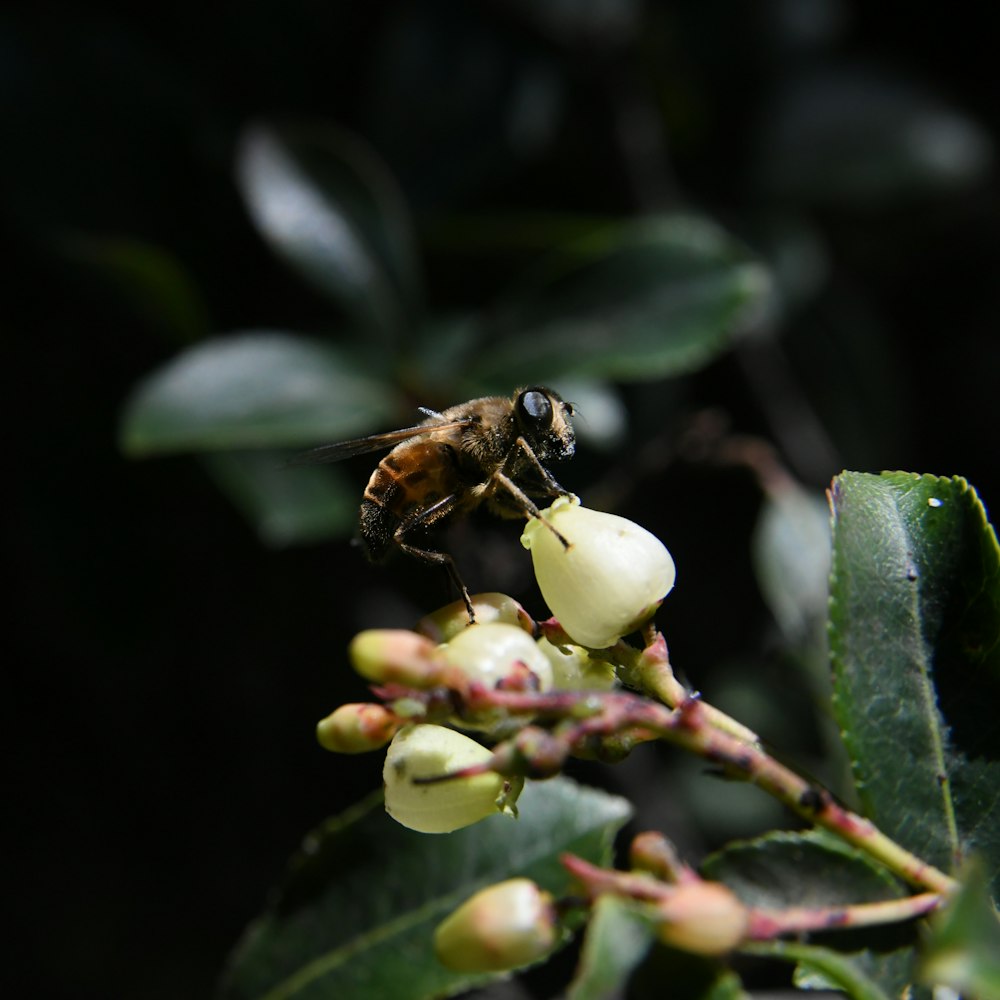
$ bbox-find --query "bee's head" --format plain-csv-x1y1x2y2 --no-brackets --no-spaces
513,386,576,461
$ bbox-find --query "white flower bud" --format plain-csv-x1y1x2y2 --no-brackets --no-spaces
434,878,557,972
417,593,534,643
383,724,523,834
537,637,617,691
440,623,553,691
521,497,676,648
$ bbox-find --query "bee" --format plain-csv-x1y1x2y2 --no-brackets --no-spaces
292,386,576,619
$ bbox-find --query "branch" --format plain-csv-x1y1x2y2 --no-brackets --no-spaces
475,686,958,896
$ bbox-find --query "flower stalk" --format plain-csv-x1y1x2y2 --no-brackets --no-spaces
474,685,958,896
618,628,760,746
562,852,943,952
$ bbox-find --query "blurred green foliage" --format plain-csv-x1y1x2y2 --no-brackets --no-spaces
7,2,1000,999
120,122,774,543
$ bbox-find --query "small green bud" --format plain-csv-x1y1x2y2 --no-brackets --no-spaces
349,629,445,687
316,703,401,753
537,636,617,691
383,724,523,834
440,622,553,691
521,497,676,648
655,882,748,956
434,878,557,972
417,593,535,643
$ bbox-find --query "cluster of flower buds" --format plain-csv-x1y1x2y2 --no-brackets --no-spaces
311,499,769,975
341,604,623,831
321,609,630,833
317,502,676,835
312,497,944,979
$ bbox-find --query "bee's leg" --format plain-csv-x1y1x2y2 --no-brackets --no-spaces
510,438,573,498
394,496,476,623
493,471,571,551
397,538,476,624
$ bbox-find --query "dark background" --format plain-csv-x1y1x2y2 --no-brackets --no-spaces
7,2,999,997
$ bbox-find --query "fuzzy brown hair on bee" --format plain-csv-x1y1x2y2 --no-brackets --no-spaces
291,386,576,620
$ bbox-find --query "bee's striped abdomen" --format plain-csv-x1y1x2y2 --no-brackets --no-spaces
358,441,461,563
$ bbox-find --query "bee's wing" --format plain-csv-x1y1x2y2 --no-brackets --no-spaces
287,418,473,466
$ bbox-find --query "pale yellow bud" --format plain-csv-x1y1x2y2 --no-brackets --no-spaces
382,724,523,834
316,703,400,753
537,636,618,691
440,622,553,691
349,629,445,687
521,497,676,648
417,593,534,643
656,882,748,956
434,878,557,972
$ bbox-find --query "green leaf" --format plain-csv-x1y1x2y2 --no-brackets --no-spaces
703,830,915,996
626,948,747,1000
567,895,657,1000
829,473,1000,899
463,215,773,387
744,941,892,1000
702,829,906,909
407,314,485,391
422,212,618,255
202,451,357,547
751,483,832,643
219,778,632,1000
58,232,209,343
743,214,830,320
921,860,1000,999
236,124,420,340
120,331,399,454
755,67,993,206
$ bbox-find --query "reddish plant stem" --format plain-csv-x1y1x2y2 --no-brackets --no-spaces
475,686,957,896
626,631,759,745
540,624,759,745
746,893,942,939
562,854,943,941
562,853,673,903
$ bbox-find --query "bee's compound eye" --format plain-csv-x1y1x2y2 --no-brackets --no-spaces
518,389,553,428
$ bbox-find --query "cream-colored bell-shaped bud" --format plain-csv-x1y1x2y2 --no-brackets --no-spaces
382,724,523,834
439,622,553,691
521,497,676,648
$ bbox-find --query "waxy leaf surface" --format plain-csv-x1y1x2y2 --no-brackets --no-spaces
121,332,398,454
220,778,631,1000
828,473,1000,898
